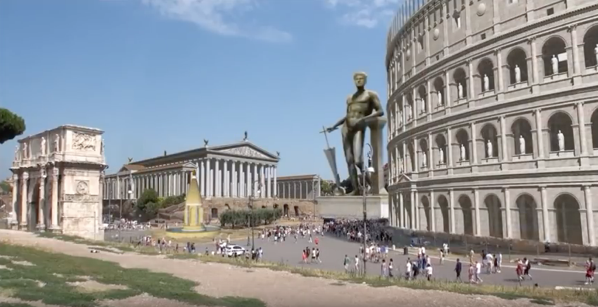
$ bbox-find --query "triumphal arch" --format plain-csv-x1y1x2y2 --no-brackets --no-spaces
9,125,106,240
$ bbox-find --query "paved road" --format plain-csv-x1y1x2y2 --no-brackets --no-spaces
191,233,594,288
104,229,150,242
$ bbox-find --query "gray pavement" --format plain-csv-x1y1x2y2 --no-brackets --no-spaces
191,233,595,289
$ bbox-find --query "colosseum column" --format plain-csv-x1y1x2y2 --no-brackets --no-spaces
492,0,501,33
399,192,405,228
19,171,28,230
428,133,435,174
569,24,581,78
583,185,595,246
576,102,589,160
413,138,419,172
471,122,478,166
503,187,512,239
529,37,540,89
410,190,416,229
540,186,550,242
533,109,545,160
415,190,420,230
442,1,449,56
412,88,418,125
499,116,509,164
449,189,455,233
468,60,475,100
402,142,408,172
430,190,436,232
474,189,481,236
446,128,453,173
496,48,505,93
426,79,433,120
444,70,452,110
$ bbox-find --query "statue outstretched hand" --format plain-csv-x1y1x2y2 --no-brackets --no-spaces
326,126,338,133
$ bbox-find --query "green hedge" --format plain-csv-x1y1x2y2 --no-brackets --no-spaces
219,208,282,228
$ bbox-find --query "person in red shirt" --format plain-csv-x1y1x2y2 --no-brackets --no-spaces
585,257,595,285
314,237,319,245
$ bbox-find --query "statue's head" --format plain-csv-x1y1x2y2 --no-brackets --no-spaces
353,71,367,87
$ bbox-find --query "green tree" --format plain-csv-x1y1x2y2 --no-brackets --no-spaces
320,180,333,196
136,189,159,214
0,108,26,144
0,180,10,194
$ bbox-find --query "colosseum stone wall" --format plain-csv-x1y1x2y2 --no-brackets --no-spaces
386,0,598,246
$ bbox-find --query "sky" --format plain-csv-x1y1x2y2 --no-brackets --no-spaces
0,0,400,180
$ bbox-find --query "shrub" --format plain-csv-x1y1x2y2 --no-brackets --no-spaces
219,208,282,228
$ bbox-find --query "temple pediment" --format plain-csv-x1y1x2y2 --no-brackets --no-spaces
214,144,276,160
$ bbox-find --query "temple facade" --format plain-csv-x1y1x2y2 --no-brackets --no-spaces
103,141,280,203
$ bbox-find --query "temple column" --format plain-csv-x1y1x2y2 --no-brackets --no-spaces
247,163,252,197
10,174,18,225
260,164,266,198
50,168,59,230
37,175,46,229
253,163,259,197
273,167,277,198
215,159,221,198
267,165,272,198
239,161,245,197
223,160,229,197
200,160,206,196
19,171,28,229
231,161,237,197
206,158,212,198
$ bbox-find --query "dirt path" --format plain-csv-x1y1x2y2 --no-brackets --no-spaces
0,230,576,307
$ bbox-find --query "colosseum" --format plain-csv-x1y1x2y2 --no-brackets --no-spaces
386,0,598,246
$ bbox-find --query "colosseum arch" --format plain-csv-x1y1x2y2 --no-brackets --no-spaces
458,194,474,235
404,195,413,229
477,58,495,92
433,77,445,106
456,128,470,161
591,108,598,149
511,118,533,155
480,123,499,158
554,193,583,245
547,111,574,152
421,195,431,231
419,138,429,168
453,67,467,100
406,93,415,120
483,194,503,238
541,36,568,77
417,85,427,114
437,195,450,233
515,194,540,241
507,47,529,84
583,25,598,68
435,134,448,165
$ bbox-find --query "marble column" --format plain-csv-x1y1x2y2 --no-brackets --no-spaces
399,192,404,228
206,158,212,198
430,190,436,232
19,171,28,229
410,190,416,229
10,174,18,224
449,189,455,233
267,166,272,198
231,161,237,198
247,163,252,197
584,185,595,246
535,109,544,158
500,116,508,161
215,159,221,198
200,160,206,196
540,186,550,242
273,167,277,198
253,163,259,197
50,168,59,229
504,187,512,239
474,189,481,236
577,102,588,155
223,160,229,197
260,165,266,198
37,176,45,229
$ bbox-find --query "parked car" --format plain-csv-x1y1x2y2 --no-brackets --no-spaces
225,245,246,257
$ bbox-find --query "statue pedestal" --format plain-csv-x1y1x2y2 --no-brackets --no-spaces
367,117,388,195
316,195,389,220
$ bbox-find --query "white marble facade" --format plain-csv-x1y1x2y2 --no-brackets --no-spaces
10,125,106,240
104,142,279,202
276,174,321,200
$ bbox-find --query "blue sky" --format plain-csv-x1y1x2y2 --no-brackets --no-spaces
0,0,400,180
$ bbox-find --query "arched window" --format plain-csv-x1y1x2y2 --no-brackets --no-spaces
433,77,445,106
456,129,470,161
583,25,598,68
417,85,427,114
453,68,467,100
507,48,528,84
419,139,429,168
406,94,414,120
547,112,574,152
435,134,447,165
477,58,495,92
511,118,533,155
481,124,499,158
542,37,568,77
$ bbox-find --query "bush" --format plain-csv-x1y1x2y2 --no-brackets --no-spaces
219,208,282,228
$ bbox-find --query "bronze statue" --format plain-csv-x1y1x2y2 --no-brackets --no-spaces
243,131,248,141
203,139,209,147
326,72,384,195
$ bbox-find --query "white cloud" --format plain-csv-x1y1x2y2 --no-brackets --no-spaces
324,0,400,28
142,0,292,43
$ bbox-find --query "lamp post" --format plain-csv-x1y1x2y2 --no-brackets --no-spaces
248,180,262,251
362,143,374,276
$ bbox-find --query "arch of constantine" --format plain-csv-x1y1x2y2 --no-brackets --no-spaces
9,125,106,240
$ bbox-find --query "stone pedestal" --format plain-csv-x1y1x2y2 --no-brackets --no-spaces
316,195,389,219
367,117,388,195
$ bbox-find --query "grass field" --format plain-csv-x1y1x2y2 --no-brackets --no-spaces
0,243,265,307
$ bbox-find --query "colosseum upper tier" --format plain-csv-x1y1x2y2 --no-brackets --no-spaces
385,0,598,246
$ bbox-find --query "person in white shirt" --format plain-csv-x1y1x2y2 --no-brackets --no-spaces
405,259,413,280
425,263,433,281
474,261,483,283
485,253,494,274
354,255,360,273
496,253,503,273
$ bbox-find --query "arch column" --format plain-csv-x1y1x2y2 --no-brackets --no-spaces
584,185,595,246
540,186,550,242
10,174,18,225
577,102,588,158
474,188,481,236
37,175,46,229
50,168,59,230
430,190,436,232
410,190,416,229
19,171,29,230
399,192,404,228
449,189,455,233
503,187,512,239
